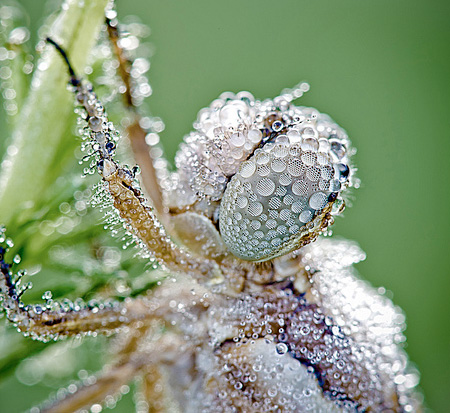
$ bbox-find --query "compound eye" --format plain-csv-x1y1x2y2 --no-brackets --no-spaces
219,128,349,261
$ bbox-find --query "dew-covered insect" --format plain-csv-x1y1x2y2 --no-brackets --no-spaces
0,2,422,412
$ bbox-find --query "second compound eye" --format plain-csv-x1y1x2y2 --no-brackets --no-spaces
219,126,350,262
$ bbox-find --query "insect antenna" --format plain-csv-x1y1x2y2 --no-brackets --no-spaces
105,17,133,108
104,17,166,217
45,37,81,87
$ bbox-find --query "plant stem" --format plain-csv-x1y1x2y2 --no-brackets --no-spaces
0,0,109,225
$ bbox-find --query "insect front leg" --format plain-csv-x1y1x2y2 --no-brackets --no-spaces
47,38,220,283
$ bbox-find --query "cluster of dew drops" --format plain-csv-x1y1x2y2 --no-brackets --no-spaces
73,18,166,266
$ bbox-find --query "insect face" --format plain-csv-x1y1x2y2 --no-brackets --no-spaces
166,93,353,261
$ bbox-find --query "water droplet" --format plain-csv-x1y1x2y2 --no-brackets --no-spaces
42,291,52,300
309,192,327,210
256,178,275,197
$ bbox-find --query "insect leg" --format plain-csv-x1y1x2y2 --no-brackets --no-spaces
1,256,210,342
139,366,168,412
105,17,167,218
47,39,220,282
39,362,139,413
115,322,173,412
0,256,140,340
37,332,183,413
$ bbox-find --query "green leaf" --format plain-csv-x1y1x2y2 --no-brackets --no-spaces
0,0,109,225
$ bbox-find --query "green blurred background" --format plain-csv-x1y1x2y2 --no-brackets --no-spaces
1,0,450,411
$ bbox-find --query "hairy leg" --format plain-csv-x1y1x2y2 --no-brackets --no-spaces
1,234,211,341
39,332,183,413
0,260,141,340
116,322,174,413
47,38,219,282
40,361,139,413
140,366,167,413
106,17,166,218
